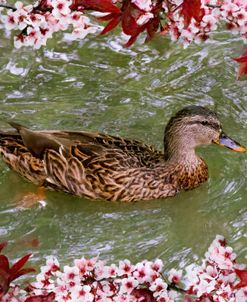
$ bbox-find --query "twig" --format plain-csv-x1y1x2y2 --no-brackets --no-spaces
167,283,186,294
160,273,186,294
0,4,16,11
206,4,221,8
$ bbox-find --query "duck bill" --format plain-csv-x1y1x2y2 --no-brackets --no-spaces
213,132,246,153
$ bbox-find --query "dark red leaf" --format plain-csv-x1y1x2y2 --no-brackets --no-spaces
0,255,9,272
0,274,10,295
233,57,247,63
97,12,117,21
132,288,156,302
124,34,139,48
25,292,55,302
10,267,36,282
0,268,10,281
146,16,160,42
71,0,120,13
10,253,32,276
233,49,247,79
180,0,205,28
122,4,142,36
99,1,161,47
100,15,121,35
0,256,10,295
234,269,247,289
233,49,247,62
33,0,52,12
0,242,7,254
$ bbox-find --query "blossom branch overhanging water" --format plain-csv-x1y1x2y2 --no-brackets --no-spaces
0,235,246,302
0,0,246,49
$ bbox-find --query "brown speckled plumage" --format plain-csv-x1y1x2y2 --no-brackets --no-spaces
0,106,244,201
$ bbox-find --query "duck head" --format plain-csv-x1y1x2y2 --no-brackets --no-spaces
164,105,246,161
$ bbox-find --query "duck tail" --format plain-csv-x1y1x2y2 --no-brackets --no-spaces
8,121,27,132
0,122,23,141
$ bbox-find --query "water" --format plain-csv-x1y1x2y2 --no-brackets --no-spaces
0,27,246,274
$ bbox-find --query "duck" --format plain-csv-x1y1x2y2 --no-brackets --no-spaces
0,105,245,202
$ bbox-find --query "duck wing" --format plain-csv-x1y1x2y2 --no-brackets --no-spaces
0,124,173,201
8,122,164,166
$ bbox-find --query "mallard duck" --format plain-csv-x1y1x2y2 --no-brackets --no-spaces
0,106,245,202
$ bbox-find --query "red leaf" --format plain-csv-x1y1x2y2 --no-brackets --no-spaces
180,0,205,28
0,274,10,295
71,0,120,13
10,267,35,282
34,0,52,12
25,292,55,302
0,255,9,272
100,2,146,46
0,256,10,295
132,288,156,302
232,56,247,63
122,4,142,36
233,49,247,79
97,13,117,21
0,242,7,254
234,269,247,289
100,14,121,35
124,34,139,48
10,253,32,276
146,16,160,42
99,1,162,47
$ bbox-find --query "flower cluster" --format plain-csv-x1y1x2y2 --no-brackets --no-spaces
166,0,247,47
1,0,247,49
26,257,172,301
0,236,246,302
184,235,247,301
0,0,98,48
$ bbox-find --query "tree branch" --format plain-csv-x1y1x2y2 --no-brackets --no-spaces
206,4,221,8
0,4,16,11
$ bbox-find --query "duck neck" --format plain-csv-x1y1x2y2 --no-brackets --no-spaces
164,135,200,165
163,139,208,191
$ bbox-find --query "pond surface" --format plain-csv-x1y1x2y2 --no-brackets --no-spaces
0,25,246,273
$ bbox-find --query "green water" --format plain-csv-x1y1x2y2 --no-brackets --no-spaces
0,27,246,273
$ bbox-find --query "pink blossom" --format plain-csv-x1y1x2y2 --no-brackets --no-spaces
133,262,151,283
94,260,109,280
152,259,164,273
196,278,216,297
107,263,119,278
51,0,72,19
42,256,60,274
118,259,134,276
235,287,247,302
70,285,94,302
2,12,17,30
150,278,168,294
71,26,97,40
168,269,182,284
119,277,138,294
74,258,88,277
